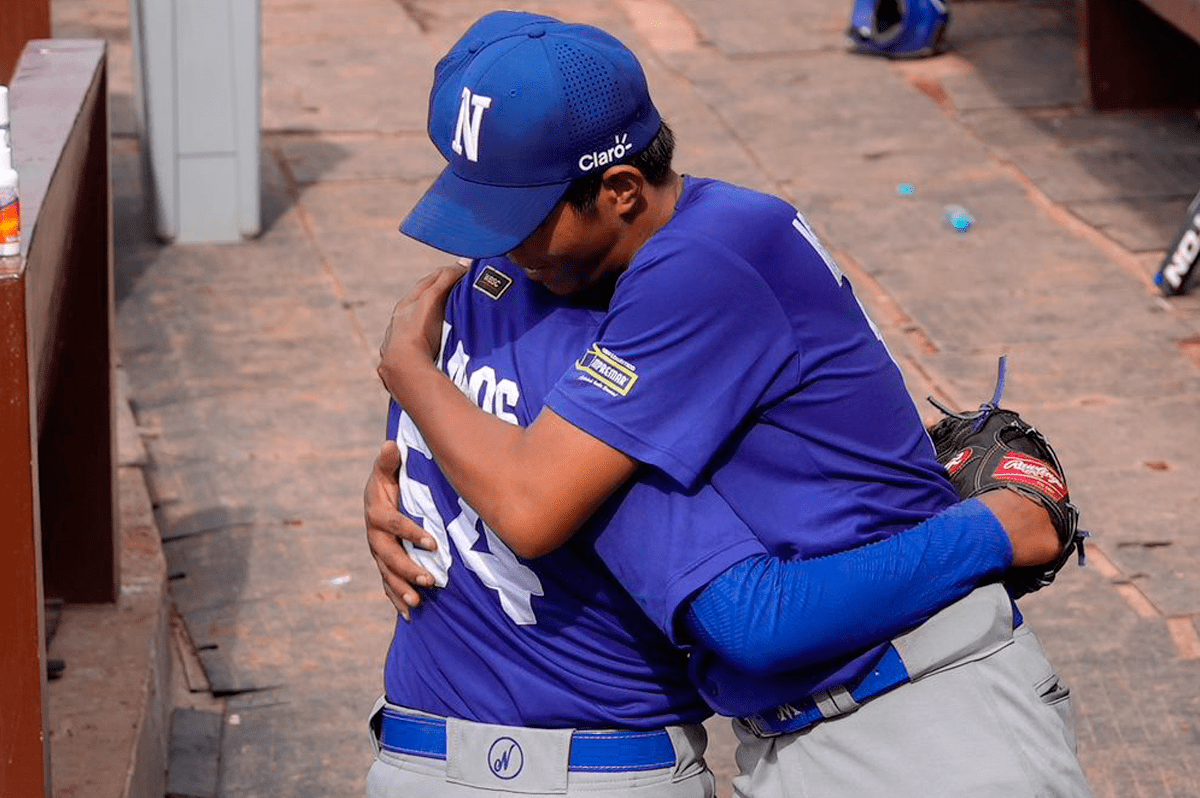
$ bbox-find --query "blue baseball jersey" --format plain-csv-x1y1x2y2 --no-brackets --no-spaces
544,177,962,717
383,257,765,729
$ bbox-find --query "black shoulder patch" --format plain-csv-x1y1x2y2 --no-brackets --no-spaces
473,265,514,300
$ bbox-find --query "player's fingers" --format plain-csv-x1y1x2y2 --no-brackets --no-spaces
406,269,443,298
375,440,401,479
397,266,467,315
368,523,435,587
380,574,404,613
365,443,400,508
365,444,435,552
383,568,425,610
371,543,426,609
423,265,468,306
380,559,424,609
389,511,437,552
366,480,436,553
366,497,435,551
383,276,437,337
980,489,1059,566
435,263,468,286
398,265,464,307
380,578,411,621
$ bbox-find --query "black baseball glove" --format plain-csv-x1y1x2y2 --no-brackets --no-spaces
927,357,1085,597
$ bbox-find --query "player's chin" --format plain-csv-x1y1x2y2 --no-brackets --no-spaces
540,280,579,296
526,272,578,295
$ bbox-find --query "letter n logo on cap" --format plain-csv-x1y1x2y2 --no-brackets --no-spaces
452,87,493,162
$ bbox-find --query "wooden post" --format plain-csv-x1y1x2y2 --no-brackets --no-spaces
0,40,113,798
0,0,50,82
0,273,50,798
1084,0,1200,109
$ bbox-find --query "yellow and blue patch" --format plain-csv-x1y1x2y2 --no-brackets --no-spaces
575,345,638,396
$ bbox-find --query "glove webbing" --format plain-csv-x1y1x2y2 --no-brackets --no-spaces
927,355,1088,567
927,355,1008,431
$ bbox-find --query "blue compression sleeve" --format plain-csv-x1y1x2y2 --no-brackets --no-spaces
684,499,1013,676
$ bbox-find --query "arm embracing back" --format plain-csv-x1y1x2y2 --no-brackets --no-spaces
684,499,1013,675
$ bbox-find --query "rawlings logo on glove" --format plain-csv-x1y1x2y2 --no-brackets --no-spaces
944,449,972,475
927,356,1085,597
993,453,1068,501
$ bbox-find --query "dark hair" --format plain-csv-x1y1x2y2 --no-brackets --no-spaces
562,121,676,212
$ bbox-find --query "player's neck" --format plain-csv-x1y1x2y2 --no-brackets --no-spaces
617,170,682,268
567,171,683,309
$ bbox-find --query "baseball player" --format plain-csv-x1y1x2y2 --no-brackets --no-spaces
375,11,1094,798
368,260,1046,798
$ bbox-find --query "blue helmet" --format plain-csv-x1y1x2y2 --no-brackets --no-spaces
847,0,949,58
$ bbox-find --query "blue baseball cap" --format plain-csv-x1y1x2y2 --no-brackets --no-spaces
400,12,663,258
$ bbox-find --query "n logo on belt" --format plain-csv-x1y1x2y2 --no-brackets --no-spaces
488,736,524,780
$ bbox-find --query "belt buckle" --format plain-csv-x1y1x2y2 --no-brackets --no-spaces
740,713,781,739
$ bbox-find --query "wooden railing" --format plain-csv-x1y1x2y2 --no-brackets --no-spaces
0,40,114,798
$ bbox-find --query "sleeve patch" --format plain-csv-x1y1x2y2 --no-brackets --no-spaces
575,345,639,396
473,265,513,300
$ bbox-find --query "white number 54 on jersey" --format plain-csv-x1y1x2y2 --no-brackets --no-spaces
393,411,545,625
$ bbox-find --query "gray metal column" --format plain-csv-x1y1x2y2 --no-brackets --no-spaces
129,0,260,242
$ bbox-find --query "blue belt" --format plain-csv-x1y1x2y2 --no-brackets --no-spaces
741,644,912,738
378,708,677,773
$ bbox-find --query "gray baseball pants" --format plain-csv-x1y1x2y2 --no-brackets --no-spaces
366,700,715,798
731,585,1094,798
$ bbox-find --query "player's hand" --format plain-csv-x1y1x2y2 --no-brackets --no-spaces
378,265,467,398
978,490,1061,568
365,440,437,620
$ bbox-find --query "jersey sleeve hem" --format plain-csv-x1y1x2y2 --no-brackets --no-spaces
659,537,767,647
545,390,704,487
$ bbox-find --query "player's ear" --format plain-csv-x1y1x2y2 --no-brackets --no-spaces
600,166,645,216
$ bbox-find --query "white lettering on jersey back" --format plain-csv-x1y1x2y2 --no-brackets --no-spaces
791,211,901,372
792,213,843,285
396,412,454,586
394,322,541,624
446,496,545,625
791,212,941,452
447,338,471,390
446,340,520,424
451,87,493,163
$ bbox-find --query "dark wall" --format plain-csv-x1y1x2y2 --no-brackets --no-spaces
0,0,51,83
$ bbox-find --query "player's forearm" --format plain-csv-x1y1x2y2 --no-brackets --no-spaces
683,499,1012,676
383,358,556,553
383,360,633,558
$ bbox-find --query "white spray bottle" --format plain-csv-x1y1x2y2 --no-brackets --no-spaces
0,85,20,257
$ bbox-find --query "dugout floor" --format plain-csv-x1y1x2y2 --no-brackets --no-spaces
43,0,1200,795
